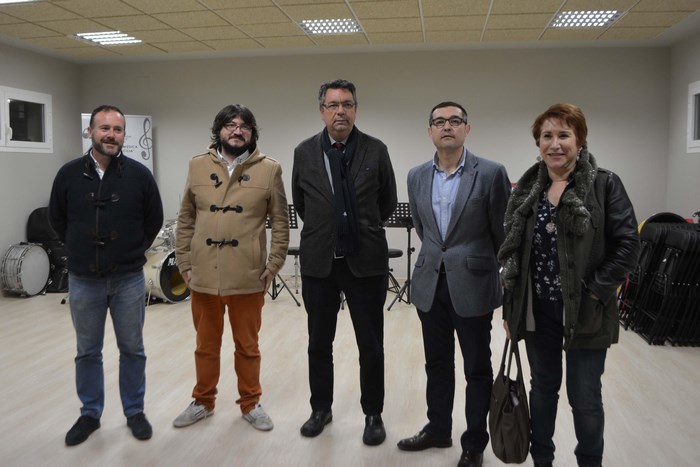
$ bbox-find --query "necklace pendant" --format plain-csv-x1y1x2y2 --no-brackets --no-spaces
546,221,557,234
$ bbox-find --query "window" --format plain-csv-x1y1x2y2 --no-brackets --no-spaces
0,86,53,153
688,80,700,154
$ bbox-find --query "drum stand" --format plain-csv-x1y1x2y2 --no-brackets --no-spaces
387,219,414,310
266,205,302,307
268,274,301,306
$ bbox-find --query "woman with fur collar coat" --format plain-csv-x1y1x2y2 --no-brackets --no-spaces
497,103,640,467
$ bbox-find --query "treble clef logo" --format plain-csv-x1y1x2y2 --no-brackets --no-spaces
139,117,153,161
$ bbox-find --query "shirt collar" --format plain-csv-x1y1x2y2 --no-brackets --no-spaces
89,149,120,178
329,135,348,146
432,147,466,174
217,148,250,165
89,149,121,161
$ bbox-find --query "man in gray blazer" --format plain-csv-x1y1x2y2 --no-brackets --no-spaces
292,79,397,446
397,102,511,467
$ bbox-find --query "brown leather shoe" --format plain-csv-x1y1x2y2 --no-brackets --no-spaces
397,430,452,451
457,450,483,467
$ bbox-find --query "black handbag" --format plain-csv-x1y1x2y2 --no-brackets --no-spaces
489,338,530,463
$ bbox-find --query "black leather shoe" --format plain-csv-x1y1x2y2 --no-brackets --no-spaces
65,415,100,446
127,412,153,440
457,450,483,467
363,414,386,446
397,430,452,451
534,463,554,467
300,410,332,437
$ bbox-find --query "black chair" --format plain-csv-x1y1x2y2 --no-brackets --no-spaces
387,248,404,294
619,215,700,346
265,205,301,307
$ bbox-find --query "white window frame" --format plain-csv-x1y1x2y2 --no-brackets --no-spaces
0,85,53,153
688,80,700,154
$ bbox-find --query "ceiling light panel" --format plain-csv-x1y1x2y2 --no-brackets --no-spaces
75,31,142,45
549,10,620,28
300,18,362,35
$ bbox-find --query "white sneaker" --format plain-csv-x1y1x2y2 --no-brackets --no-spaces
173,401,213,428
242,404,274,431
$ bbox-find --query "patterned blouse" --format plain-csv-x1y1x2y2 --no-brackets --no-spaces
531,190,563,302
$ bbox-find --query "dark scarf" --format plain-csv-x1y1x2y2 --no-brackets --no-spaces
322,127,360,256
497,148,598,289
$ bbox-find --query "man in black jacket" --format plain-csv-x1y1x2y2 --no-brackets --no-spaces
292,79,397,445
49,105,163,446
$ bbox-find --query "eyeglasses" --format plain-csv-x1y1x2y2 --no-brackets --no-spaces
223,122,252,132
430,117,467,128
322,101,356,112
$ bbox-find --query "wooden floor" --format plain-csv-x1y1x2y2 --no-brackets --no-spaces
1,283,699,467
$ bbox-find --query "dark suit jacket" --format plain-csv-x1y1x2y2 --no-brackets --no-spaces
292,128,397,278
407,149,511,317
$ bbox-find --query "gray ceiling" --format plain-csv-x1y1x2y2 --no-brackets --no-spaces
1,0,699,63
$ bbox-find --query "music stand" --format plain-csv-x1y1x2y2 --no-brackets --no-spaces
384,202,414,310
265,205,301,307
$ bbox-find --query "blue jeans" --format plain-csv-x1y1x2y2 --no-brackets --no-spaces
69,271,147,419
525,298,607,467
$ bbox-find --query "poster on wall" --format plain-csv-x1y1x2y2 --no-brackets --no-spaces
81,113,154,173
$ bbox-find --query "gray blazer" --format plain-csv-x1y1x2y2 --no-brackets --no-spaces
407,149,511,317
292,128,397,278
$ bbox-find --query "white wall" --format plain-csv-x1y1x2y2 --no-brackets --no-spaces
77,47,670,277
78,48,672,215
0,42,684,280
668,31,700,219
0,43,81,256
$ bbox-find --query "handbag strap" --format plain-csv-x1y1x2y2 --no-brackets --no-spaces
503,338,524,380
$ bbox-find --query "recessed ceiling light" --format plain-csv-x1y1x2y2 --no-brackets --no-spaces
75,31,142,45
300,18,362,35
549,10,620,28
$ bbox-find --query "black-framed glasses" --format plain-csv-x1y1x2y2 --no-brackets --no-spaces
431,117,467,128
223,122,252,132
322,101,356,112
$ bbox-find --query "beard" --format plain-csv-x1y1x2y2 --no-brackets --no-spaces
92,137,122,157
221,138,253,157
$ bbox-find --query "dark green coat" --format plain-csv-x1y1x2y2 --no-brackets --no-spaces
498,151,640,349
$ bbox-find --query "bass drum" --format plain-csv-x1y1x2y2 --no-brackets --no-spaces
1,243,50,296
144,249,189,303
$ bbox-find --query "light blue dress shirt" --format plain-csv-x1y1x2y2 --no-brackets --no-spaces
431,148,466,241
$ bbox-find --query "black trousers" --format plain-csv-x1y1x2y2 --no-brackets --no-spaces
301,258,387,415
418,273,493,452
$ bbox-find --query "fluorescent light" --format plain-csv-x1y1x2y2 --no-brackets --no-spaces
0,1,38,4
75,31,142,45
300,18,362,35
549,10,620,28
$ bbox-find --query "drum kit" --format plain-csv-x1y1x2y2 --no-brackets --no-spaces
144,219,190,303
1,219,189,304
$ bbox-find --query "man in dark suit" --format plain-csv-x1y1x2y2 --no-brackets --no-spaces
292,79,397,446
397,102,511,467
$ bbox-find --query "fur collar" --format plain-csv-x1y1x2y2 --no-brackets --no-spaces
498,149,598,288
